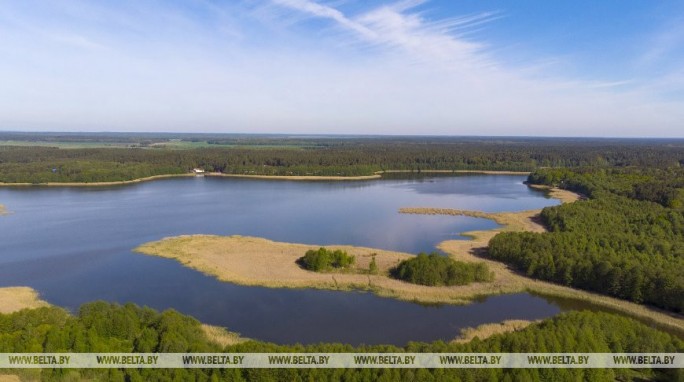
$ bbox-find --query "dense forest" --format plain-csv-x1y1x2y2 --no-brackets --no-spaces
1,135,683,183
1,302,681,381
391,253,492,286
489,167,684,312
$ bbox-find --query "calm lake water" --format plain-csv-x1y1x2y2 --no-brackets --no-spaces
1,175,573,345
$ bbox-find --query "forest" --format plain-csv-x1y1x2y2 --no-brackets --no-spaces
1,135,683,183
391,253,492,286
1,302,681,381
488,167,684,312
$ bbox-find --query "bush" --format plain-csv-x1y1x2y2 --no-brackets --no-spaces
369,255,379,275
299,247,355,272
391,252,493,286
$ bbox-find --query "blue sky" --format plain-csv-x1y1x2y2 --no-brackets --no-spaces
1,0,683,137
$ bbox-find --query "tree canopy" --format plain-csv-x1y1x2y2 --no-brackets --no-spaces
489,167,684,312
1,302,681,381
391,253,493,286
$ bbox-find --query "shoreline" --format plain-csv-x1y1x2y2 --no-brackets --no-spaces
0,173,196,187
0,169,529,187
379,170,530,175
206,172,381,181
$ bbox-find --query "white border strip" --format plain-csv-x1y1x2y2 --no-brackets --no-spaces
0,353,681,368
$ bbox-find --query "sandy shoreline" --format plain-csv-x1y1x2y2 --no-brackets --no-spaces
379,170,531,175
0,173,196,187
206,172,381,181
0,287,49,314
0,169,529,187
0,173,381,187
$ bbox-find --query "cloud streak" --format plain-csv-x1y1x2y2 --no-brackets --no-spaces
272,0,495,68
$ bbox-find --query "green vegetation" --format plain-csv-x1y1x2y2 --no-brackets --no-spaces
1,303,681,381
489,167,684,313
1,134,683,183
391,253,493,286
298,247,355,272
369,254,379,275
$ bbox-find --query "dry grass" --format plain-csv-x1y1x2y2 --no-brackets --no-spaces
0,287,49,314
201,324,249,347
0,375,21,382
452,320,537,344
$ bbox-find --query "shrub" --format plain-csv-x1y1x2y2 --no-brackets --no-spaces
391,252,493,286
299,247,355,272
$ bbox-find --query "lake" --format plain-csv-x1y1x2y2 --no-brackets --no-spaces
1,174,573,345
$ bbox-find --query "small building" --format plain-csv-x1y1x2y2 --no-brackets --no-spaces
192,168,205,174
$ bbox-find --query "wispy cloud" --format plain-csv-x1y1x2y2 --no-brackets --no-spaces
638,19,684,68
272,0,377,38
272,0,497,68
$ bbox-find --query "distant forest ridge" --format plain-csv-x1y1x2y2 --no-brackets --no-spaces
0,133,683,183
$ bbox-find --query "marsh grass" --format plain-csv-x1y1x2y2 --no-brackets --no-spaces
452,320,537,343
201,324,249,348
0,287,49,314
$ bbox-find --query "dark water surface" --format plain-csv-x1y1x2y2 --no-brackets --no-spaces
1,175,573,345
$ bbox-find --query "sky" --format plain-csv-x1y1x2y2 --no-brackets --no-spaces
1,0,683,137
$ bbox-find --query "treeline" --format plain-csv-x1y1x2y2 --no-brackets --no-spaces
1,137,683,183
0,302,681,381
528,167,684,208
391,253,493,286
489,167,684,312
